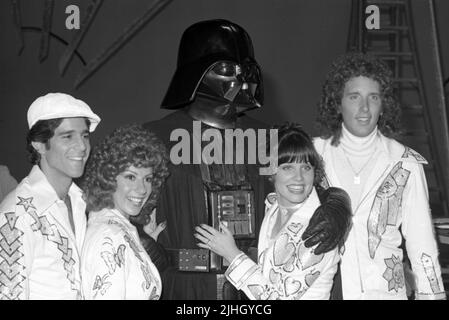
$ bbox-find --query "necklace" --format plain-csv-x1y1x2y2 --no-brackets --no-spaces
341,148,377,185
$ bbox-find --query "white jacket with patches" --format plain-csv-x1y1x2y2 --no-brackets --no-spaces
81,208,161,300
314,133,446,300
225,188,340,300
0,165,85,300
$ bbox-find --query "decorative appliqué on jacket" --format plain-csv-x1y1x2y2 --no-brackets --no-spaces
92,274,112,298
421,253,442,294
100,237,126,275
402,147,427,163
23,197,81,298
382,254,404,292
124,234,143,262
16,197,36,212
296,242,324,270
267,223,323,299
93,237,126,298
0,212,25,300
248,283,280,300
139,259,159,297
367,162,410,258
147,285,160,300
273,233,296,272
110,220,160,298
286,222,302,236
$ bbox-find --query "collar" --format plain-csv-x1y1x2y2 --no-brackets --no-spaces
316,132,427,165
377,132,428,164
340,124,379,157
25,165,83,214
88,207,133,228
265,187,320,221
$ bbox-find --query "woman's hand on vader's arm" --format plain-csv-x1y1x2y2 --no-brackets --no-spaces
302,187,353,255
195,222,242,263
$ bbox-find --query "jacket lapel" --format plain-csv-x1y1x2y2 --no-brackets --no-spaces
354,133,406,214
23,166,84,250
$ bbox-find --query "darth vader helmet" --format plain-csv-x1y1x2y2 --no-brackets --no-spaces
161,19,263,112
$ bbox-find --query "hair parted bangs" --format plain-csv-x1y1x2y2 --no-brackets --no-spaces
271,122,325,186
278,134,320,169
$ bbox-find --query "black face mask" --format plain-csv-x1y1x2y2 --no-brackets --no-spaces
197,61,262,113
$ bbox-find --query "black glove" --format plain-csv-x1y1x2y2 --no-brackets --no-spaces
301,186,352,255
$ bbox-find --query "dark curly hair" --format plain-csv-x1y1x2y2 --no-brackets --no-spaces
269,122,325,187
316,52,401,146
81,124,170,224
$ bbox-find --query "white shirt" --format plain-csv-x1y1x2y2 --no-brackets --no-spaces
225,189,340,300
0,165,86,299
82,208,161,300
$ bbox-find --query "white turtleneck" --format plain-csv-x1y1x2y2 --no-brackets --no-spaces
340,123,378,158
333,124,381,209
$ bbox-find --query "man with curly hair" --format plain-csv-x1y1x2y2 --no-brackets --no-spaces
314,52,446,299
81,124,169,299
0,92,101,299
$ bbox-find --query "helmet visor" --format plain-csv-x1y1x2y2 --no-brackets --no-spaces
198,61,262,111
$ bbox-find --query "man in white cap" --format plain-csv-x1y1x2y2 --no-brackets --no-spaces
0,93,101,299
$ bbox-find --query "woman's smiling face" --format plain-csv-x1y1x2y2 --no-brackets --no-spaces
112,165,153,219
274,162,314,207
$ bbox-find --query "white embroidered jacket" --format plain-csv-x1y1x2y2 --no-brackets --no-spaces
314,134,446,300
81,208,161,300
225,188,340,300
0,165,85,300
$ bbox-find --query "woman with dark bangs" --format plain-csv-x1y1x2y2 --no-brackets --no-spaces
195,123,344,299
80,124,169,299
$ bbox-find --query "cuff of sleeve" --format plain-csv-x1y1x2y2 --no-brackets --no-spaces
415,291,447,300
225,252,258,290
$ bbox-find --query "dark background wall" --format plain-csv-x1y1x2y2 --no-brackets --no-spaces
1,0,448,181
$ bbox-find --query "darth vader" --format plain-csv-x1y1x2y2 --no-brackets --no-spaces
137,19,351,300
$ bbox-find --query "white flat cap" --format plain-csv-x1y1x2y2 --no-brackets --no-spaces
27,93,101,132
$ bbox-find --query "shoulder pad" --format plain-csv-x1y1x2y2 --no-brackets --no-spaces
401,147,428,164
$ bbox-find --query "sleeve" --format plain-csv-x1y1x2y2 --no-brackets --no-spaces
0,206,31,300
225,242,339,300
82,228,128,300
402,163,447,300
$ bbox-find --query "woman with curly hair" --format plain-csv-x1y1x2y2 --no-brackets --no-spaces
195,123,346,299
314,52,445,299
80,124,169,300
